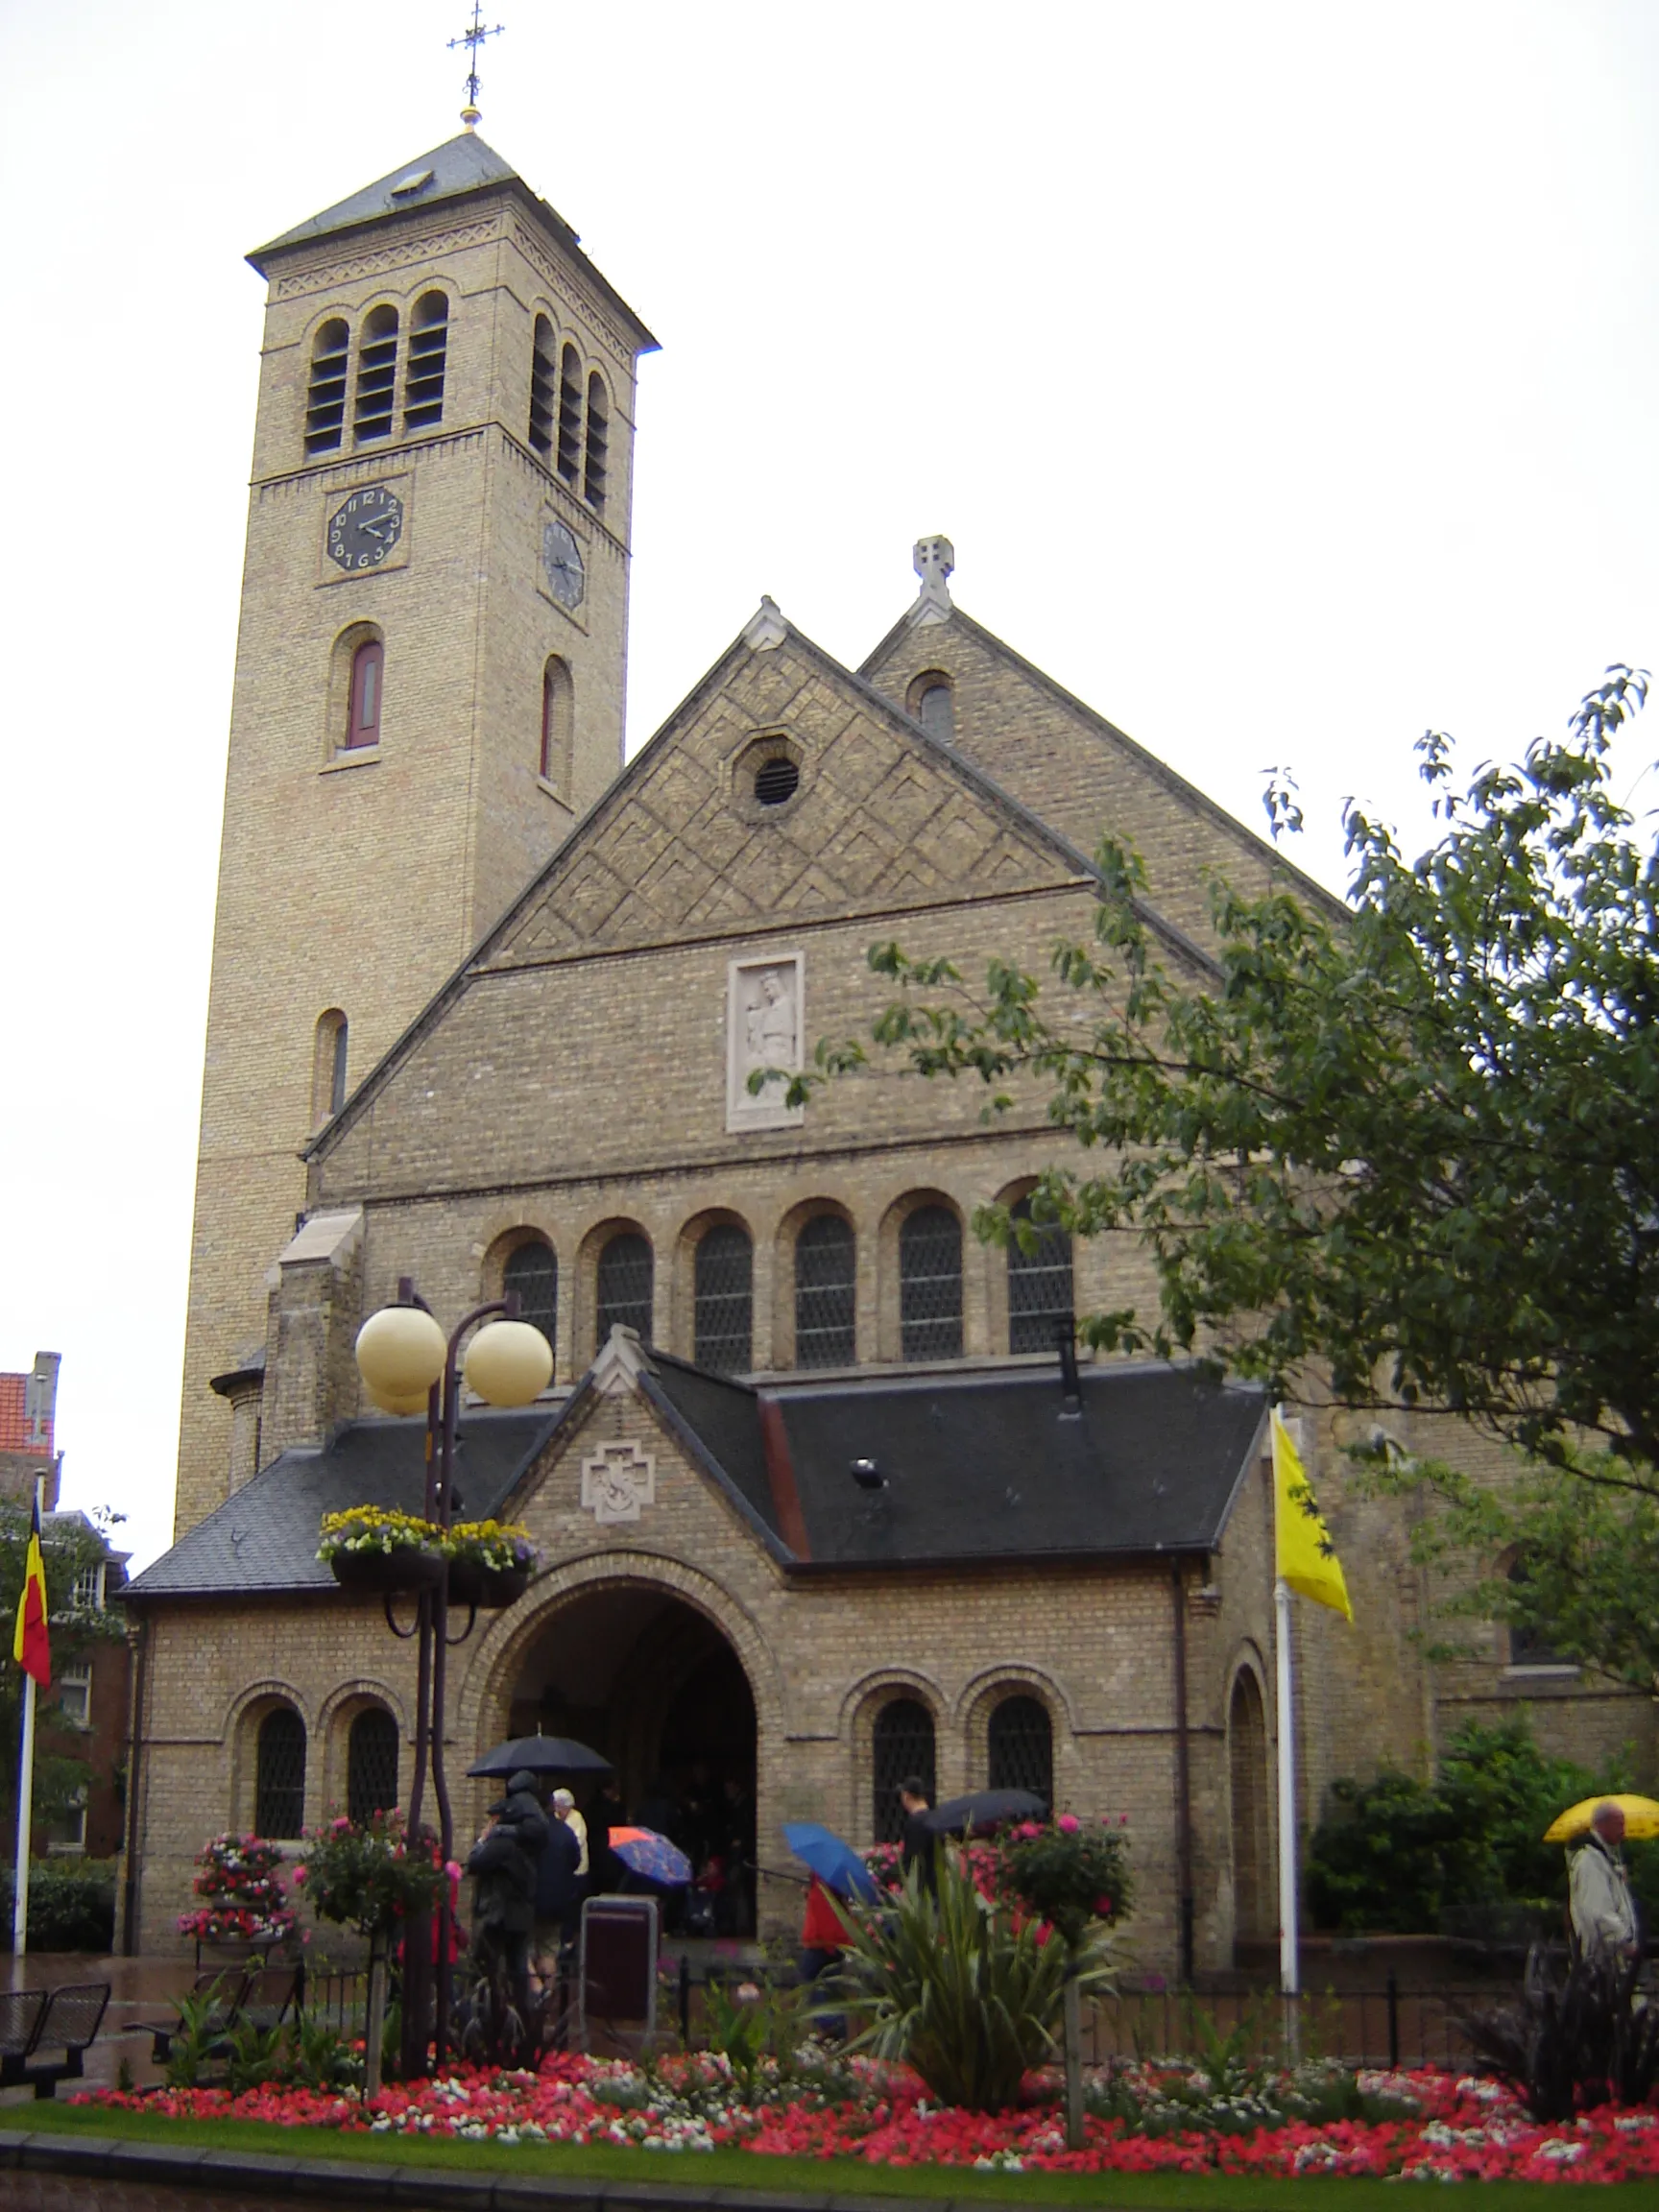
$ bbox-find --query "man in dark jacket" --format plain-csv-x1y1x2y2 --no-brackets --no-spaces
898,1776,938,1896
467,1768,548,2009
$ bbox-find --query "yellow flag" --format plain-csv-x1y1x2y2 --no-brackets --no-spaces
1272,1408,1353,1621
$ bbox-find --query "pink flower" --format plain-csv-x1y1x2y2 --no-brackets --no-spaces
1057,1813,1080,1833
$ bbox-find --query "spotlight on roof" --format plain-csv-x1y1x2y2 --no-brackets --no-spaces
851,1457,886,1491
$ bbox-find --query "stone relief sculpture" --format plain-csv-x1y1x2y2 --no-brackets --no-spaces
727,952,805,1132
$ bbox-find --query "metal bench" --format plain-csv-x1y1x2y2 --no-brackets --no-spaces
0,1981,110,2098
138,1962,300,2067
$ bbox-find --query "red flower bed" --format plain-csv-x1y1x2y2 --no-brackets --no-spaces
74,2056,1659,2179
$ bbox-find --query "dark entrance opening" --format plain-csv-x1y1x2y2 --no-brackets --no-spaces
508,1586,757,1934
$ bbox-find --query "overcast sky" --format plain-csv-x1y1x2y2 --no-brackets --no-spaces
3,0,1656,1570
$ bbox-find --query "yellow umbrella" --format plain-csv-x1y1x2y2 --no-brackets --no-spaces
1543,1793,1659,1844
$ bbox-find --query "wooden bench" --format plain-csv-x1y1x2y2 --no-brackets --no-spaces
0,1981,110,2098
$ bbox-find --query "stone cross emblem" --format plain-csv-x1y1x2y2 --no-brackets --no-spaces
580,1439,656,1525
913,535,955,625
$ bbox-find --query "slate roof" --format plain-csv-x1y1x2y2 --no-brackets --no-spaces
127,1407,561,1599
251,133,520,259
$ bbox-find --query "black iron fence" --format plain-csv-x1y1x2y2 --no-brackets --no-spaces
1082,1978,1501,2072
299,1965,370,2036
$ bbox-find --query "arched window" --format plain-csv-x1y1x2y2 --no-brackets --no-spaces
347,638,384,748
584,373,609,509
313,1009,349,1123
1229,1672,1269,1937
596,1232,653,1349
347,1707,399,1824
304,318,349,456
353,305,399,445
900,1204,963,1361
403,291,448,430
694,1224,753,1374
1007,1194,1074,1354
556,344,583,485
795,1214,855,1368
917,679,954,742
987,1694,1053,1805
873,1697,936,1842
254,1706,306,1838
504,1239,558,1353
529,314,557,457
540,657,573,789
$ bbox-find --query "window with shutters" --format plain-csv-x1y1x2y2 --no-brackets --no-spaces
899,1204,963,1360
504,1239,558,1354
987,1694,1053,1804
1007,1195,1074,1354
255,1706,306,1838
873,1698,936,1842
403,291,448,430
347,1707,399,1824
556,345,583,486
352,305,399,445
529,315,557,457
795,1214,855,1368
694,1224,753,1374
584,372,609,509
596,1232,653,1348
304,319,349,456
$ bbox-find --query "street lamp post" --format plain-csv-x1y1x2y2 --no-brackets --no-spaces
355,1280,551,2074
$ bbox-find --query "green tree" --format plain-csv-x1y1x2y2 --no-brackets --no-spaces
0,1501,125,1855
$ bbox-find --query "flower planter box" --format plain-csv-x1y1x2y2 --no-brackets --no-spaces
330,1545,445,1596
447,1560,531,1610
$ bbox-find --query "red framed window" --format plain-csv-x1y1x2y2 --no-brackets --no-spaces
348,639,384,749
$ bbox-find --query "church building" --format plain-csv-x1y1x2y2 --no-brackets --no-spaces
121,126,1651,1971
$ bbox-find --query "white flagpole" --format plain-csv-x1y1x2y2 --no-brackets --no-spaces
12,1474,43,1956
1275,1575,1298,1998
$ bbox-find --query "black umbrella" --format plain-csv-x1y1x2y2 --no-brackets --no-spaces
922,1788,1046,1836
467,1734,613,1779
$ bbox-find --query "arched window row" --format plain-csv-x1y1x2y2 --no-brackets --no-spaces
868,1685,1055,1842
526,317,610,514
304,292,449,459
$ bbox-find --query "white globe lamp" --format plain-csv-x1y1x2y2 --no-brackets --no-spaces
464,1319,553,1407
356,1306,447,1415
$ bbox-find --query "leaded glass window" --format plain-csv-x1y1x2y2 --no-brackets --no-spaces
900,1205,962,1361
596,1233,653,1349
504,1240,558,1355
255,1707,306,1838
694,1224,753,1374
873,1697,936,1842
1007,1195,1074,1354
987,1694,1053,1805
795,1214,855,1368
348,1707,399,1824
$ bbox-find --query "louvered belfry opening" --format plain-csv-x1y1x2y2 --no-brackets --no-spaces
353,305,399,445
596,1232,653,1349
987,1694,1054,1806
694,1224,753,1374
584,373,609,509
556,345,583,485
254,1706,306,1838
795,1214,855,1368
1007,1195,1074,1354
304,319,349,456
873,1698,937,1842
403,291,448,430
347,1707,399,1824
504,1239,558,1355
900,1204,963,1360
529,315,557,457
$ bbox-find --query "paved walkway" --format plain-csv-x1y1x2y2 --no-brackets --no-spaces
0,1953,211,2103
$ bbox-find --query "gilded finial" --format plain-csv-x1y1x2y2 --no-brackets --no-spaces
449,4,504,130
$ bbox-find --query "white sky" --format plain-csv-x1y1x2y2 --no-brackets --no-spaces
2,0,1656,1571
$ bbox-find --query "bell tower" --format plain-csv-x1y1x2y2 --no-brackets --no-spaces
174,132,656,1536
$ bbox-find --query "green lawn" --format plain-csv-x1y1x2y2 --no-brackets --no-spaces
9,2099,1659,2210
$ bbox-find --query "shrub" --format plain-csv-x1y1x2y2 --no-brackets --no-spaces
0,1858,115,1951
295,1806,445,1937
1459,1951,1659,2121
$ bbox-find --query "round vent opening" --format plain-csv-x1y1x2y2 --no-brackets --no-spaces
754,756,801,806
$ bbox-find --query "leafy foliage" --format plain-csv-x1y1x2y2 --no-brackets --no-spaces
295,1807,445,1937
1459,1951,1659,2122
0,1500,124,1844
997,1815,1134,1949
794,669,1659,1482
0,1856,115,1950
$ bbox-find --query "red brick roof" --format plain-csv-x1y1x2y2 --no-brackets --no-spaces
0,1374,52,1455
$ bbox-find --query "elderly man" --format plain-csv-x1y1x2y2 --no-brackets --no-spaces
1570,1800,1641,1962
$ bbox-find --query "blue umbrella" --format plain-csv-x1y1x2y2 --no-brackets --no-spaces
782,1820,878,1903
609,1824,693,1888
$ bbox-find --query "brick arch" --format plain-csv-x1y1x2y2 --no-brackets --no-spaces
955,1660,1077,1737
1226,1649,1273,1942
223,1681,311,1837
316,1676,409,1817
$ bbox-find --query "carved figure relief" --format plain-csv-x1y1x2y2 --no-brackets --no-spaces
580,1440,656,1525
727,952,805,1132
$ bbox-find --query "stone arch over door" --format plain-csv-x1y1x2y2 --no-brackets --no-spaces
1228,1664,1272,1944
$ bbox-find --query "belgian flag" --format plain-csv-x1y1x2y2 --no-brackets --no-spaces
12,1489,50,1689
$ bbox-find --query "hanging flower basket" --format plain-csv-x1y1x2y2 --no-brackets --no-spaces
319,1507,445,1594
446,1522,539,1609
329,1545,445,1595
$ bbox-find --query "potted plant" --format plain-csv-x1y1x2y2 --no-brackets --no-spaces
445,1520,539,1609
317,1506,445,1594
177,1832,298,1960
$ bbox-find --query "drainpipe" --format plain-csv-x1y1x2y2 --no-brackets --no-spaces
1170,1557,1195,1986
120,1611,149,1955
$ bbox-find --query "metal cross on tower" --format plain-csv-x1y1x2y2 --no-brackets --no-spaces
449,3,505,128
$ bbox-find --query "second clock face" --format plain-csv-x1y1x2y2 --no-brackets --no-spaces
543,519,586,610
327,485,404,572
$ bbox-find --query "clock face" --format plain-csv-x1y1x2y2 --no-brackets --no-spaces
543,519,586,610
327,485,404,572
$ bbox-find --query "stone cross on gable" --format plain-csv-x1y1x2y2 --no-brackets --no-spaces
912,535,955,626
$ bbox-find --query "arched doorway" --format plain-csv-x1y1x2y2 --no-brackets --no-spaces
1229,1671,1270,1943
506,1585,758,1933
